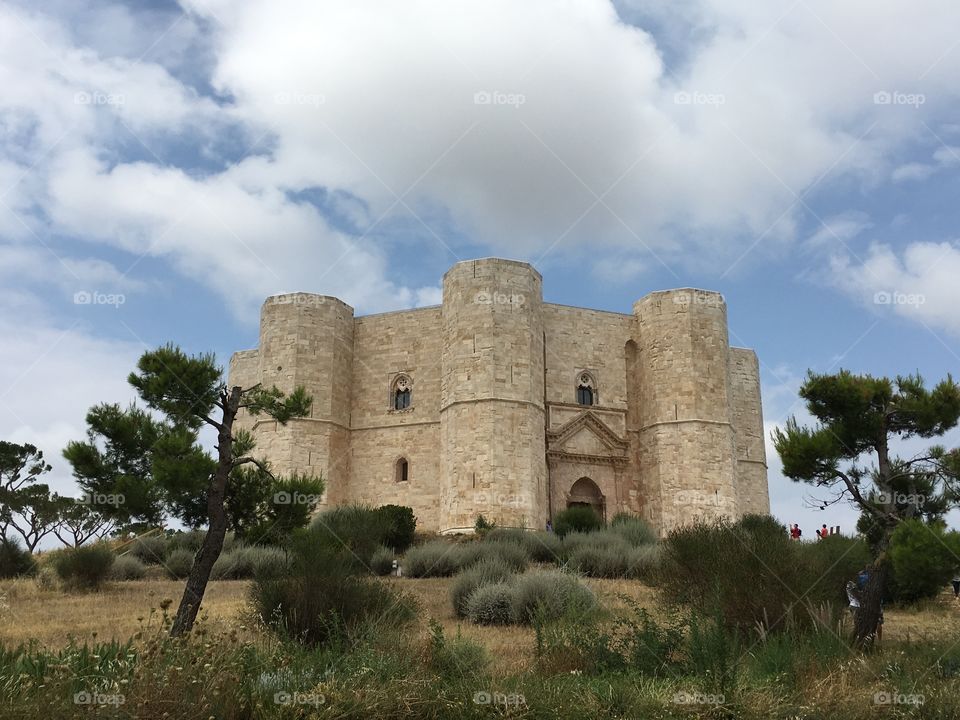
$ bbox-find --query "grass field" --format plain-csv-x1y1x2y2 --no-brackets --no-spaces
3,573,959,673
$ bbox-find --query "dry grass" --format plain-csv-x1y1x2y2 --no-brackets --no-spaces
0,578,251,648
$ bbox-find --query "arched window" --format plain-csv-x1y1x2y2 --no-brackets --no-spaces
576,371,596,406
391,374,412,410
395,457,409,483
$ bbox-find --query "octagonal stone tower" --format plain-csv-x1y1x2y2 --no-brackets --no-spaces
438,259,548,532
632,289,740,531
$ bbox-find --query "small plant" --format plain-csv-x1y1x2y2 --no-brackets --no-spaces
0,537,36,578
371,546,395,576
377,505,417,552
523,531,563,563
53,543,114,590
427,619,489,677
458,540,529,572
450,558,514,617
474,514,496,534
553,506,603,537
127,535,168,564
164,548,194,579
610,514,657,546
109,555,147,581
465,582,515,625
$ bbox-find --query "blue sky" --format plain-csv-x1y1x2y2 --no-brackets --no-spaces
1,0,958,538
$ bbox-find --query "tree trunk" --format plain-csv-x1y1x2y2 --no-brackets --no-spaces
170,389,239,637
853,529,890,649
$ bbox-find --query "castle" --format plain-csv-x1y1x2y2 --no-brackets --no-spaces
229,258,769,534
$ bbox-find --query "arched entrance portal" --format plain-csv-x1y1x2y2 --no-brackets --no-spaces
567,476,605,522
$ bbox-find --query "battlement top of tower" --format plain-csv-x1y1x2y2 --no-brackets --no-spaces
442,257,542,281
261,293,355,312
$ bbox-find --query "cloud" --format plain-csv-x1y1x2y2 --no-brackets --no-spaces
826,240,960,337
892,145,960,182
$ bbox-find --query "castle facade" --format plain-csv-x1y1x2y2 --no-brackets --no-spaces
229,258,769,534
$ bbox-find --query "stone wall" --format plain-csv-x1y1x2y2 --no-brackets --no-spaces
729,347,770,515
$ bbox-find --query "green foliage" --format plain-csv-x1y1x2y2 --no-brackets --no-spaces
450,558,515,618
657,516,814,634
610,513,657,546
231,471,325,545
889,519,960,603
164,548,194,579
510,570,596,625
377,505,417,552
796,534,871,606
474,514,495,533
0,441,60,552
687,609,741,698
127,344,222,430
53,543,115,590
109,554,147,580
404,540,463,578
252,529,416,647
371,546,395,576
0,537,36,578
426,619,489,678
553,505,603,537
522,531,563,563
310,505,392,566
464,582,514,625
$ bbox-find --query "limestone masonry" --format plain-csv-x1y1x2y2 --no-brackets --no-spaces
229,258,769,534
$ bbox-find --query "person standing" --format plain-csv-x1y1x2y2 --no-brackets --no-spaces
952,568,960,599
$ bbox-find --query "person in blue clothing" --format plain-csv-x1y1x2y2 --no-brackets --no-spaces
856,567,883,643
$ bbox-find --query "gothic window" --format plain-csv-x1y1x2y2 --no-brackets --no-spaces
391,374,413,410
395,457,409,483
576,371,596,406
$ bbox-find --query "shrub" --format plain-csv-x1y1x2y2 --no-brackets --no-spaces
211,549,243,580
404,540,462,578
686,610,741,698
53,543,114,590
458,540,529,572
0,538,35,578
610,514,657,546
127,535,168,564
553,506,603,537
560,529,626,560
474,515,496,533
450,558,515,618
165,530,205,554
657,516,809,634
511,570,596,624
34,564,58,591
889,520,960,603
568,544,632,578
109,555,147,581
797,534,871,606
253,531,416,647
371,546,395,576
377,505,417,552
310,505,392,564
523,531,563,563
164,548,194,579
465,582,514,625
247,546,288,579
